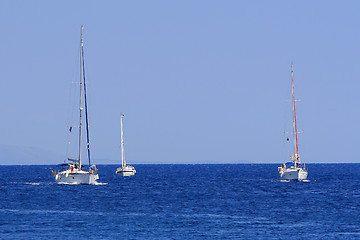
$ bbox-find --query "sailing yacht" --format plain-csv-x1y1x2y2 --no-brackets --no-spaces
53,26,99,184
278,64,308,181
116,114,136,176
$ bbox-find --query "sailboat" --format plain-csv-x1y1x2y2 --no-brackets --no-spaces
278,64,308,181
52,26,99,184
116,114,136,176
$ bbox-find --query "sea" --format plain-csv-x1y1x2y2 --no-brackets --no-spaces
0,164,359,239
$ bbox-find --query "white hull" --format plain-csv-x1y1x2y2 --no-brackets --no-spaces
55,169,99,184
279,167,308,181
116,166,136,177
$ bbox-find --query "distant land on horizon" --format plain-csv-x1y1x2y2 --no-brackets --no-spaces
0,145,357,165
0,144,253,165
0,145,118,165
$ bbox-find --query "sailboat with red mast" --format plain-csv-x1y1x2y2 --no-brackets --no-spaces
278,64,308,181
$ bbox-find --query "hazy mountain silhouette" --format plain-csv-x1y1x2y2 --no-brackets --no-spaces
0,145,63,165
0,145,252,165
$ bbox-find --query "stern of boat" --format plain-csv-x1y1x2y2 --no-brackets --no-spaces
116,166,136,176
298,168,308,180
54,170,99,184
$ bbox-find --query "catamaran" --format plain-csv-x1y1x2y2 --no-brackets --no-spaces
116,114,136,176
278,64,308,181
52,26,99,184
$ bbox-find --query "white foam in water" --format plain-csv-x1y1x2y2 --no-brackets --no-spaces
93,182,108,185
56,181,108,185
57,182,79,185
26,182,57,185
26,183,41,185
280,179,311,183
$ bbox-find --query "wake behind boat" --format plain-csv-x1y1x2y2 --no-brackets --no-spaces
116,114,136,176
52,26,99,184
278,64,308,181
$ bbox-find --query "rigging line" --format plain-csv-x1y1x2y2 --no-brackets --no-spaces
282,74,292,162
81,27,92,167
65,69,79,162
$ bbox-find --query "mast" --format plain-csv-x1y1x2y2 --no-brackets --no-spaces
291,63,300,166
81,26,92,167
121,114,125,168
78,26,84,168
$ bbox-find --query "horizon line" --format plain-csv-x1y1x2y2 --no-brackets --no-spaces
0,162,359,166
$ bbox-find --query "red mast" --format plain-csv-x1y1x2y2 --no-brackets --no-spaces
291,64,300,164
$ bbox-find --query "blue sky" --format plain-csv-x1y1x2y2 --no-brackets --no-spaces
0,1,359,164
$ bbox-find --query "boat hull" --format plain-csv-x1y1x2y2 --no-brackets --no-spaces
280,168,308,181
55,170,99,184
116,166,136,177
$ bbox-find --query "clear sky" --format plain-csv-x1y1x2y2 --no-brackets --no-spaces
0,1,359,164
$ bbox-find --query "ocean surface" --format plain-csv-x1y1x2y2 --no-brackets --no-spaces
0,164,359,239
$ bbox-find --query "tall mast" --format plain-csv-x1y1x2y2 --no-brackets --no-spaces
82,26,92,167
78,26,84,168
291,63,300,165
121,114,125,168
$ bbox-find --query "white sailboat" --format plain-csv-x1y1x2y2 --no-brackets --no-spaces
52,26,99,184
116,114,136,176
278,64,308,181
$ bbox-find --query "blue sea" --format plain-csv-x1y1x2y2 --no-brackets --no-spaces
0,164,359,239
